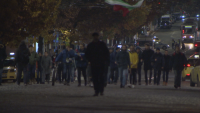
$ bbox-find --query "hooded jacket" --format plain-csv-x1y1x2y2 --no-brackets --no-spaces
129,51,139,69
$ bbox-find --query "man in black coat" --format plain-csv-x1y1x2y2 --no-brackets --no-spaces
136,46,143,85
141,43,154,85
163,50,171,86
85,33,110,96
170,45,187,89
0,42,7,86
151,48,164,85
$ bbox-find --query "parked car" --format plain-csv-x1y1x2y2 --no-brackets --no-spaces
154,42,170,50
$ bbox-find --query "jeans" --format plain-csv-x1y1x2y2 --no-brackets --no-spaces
118,67,128,87
91,65,105,94
17,64,28,84
28,64,36,81
154,69,161,85
174,70,182,87
63,63,71,83
77,67,87,85
110,67,118,83
144,69,152,84
163,70,169,83
137,66,141,83
71,66,75,82
0,68,3,84
37,67,43,83
130,68,137,85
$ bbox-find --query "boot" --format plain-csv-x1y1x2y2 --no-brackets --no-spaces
163,82,165,86
165,82,168,86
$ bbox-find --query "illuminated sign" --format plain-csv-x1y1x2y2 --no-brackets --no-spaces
194,55,199,59
10,53,15,56
117,45,122,48
185,26,192,28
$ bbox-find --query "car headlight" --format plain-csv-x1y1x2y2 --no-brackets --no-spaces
167,45,170,47
190,36,194,38
183,36,186,38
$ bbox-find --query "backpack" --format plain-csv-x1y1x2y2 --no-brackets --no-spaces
20,50,29,64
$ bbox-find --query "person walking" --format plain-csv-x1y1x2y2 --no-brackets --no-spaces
55,46,75,86
163,50,171,86
15,41,30,86
129,45,138,88
136,46,143,85
172,39,175,49
28,45,39,84
36,52,43,84
142,43,154,85
107,48,113,84
116,45,130,88
170,45,187,89
0,42,7,86
76,44,88,86
41,52,52,84
110,47,120,85
151,48,164,85
85,32,109,96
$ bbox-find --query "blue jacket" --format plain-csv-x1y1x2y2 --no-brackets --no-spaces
110,52,118,68
75,49,88,68
55,49,75,64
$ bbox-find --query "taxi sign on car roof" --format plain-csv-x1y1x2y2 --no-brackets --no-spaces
194,55,199,59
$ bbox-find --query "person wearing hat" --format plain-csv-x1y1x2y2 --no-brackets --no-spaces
0,42,7,86
136,46,143,85
151,47,164,85
141,43,154,85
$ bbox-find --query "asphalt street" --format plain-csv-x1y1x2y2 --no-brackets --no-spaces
1,19,200,113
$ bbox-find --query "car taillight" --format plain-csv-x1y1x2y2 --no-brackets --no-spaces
182,30,185,34
186,74,190,76
195,44,198,47
184,64,191,67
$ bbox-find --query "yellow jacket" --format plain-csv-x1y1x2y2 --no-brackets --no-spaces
129,52,139,69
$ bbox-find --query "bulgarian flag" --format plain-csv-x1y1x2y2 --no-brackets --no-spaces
105,0,144,17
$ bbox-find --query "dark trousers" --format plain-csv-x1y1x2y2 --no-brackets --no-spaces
144,69,152,84
28,64,36,81
17,64,28,85
154,69,161,85
37,67,42,83
174,70,182,87
63,64,71,83
91,65,105,94
57,63,63,82
45,74,50,82
130,68,137,85
78,67,87,85
137,66,142,83
163,70,169,83
110,67,118,83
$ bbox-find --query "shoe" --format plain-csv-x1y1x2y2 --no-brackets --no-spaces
178,87,181,89
120,84,122,88
100,92,104,96
78,84,81,87
138,82,141,85
145,83,148,86
93,93,99,96
174,85,178,89
131,85,135,88
163,82,166,86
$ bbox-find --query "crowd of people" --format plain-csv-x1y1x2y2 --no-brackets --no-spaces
0,33,188,96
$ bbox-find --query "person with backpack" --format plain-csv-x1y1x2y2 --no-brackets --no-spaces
15,41,30,86
28,45,39,84
0,42,7,86
55,45,75,86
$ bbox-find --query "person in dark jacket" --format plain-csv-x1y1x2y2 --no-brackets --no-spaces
15,41,31,86
85,32,109,96
36,52,43,84
106,48,113,84
55,46,75,86
170,45,187,89
136,46,143,85
75,44,88,86
41,52,52,84
0,42,7,85
116,45,130,88
151,48,164,85
163,50,171,86
110,47,120,84
142,43,154,85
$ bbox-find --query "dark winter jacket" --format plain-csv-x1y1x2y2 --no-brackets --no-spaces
75,48,88,68
170,52,187,70
55,49,75,65
142,49,154,70
163,55,171,71
15,48,30,66
116,50,130,69
137,51,143,68
29,51,39,65
0,44,7,69
151,52,165,70
110,52,118,68
85,40,109,67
